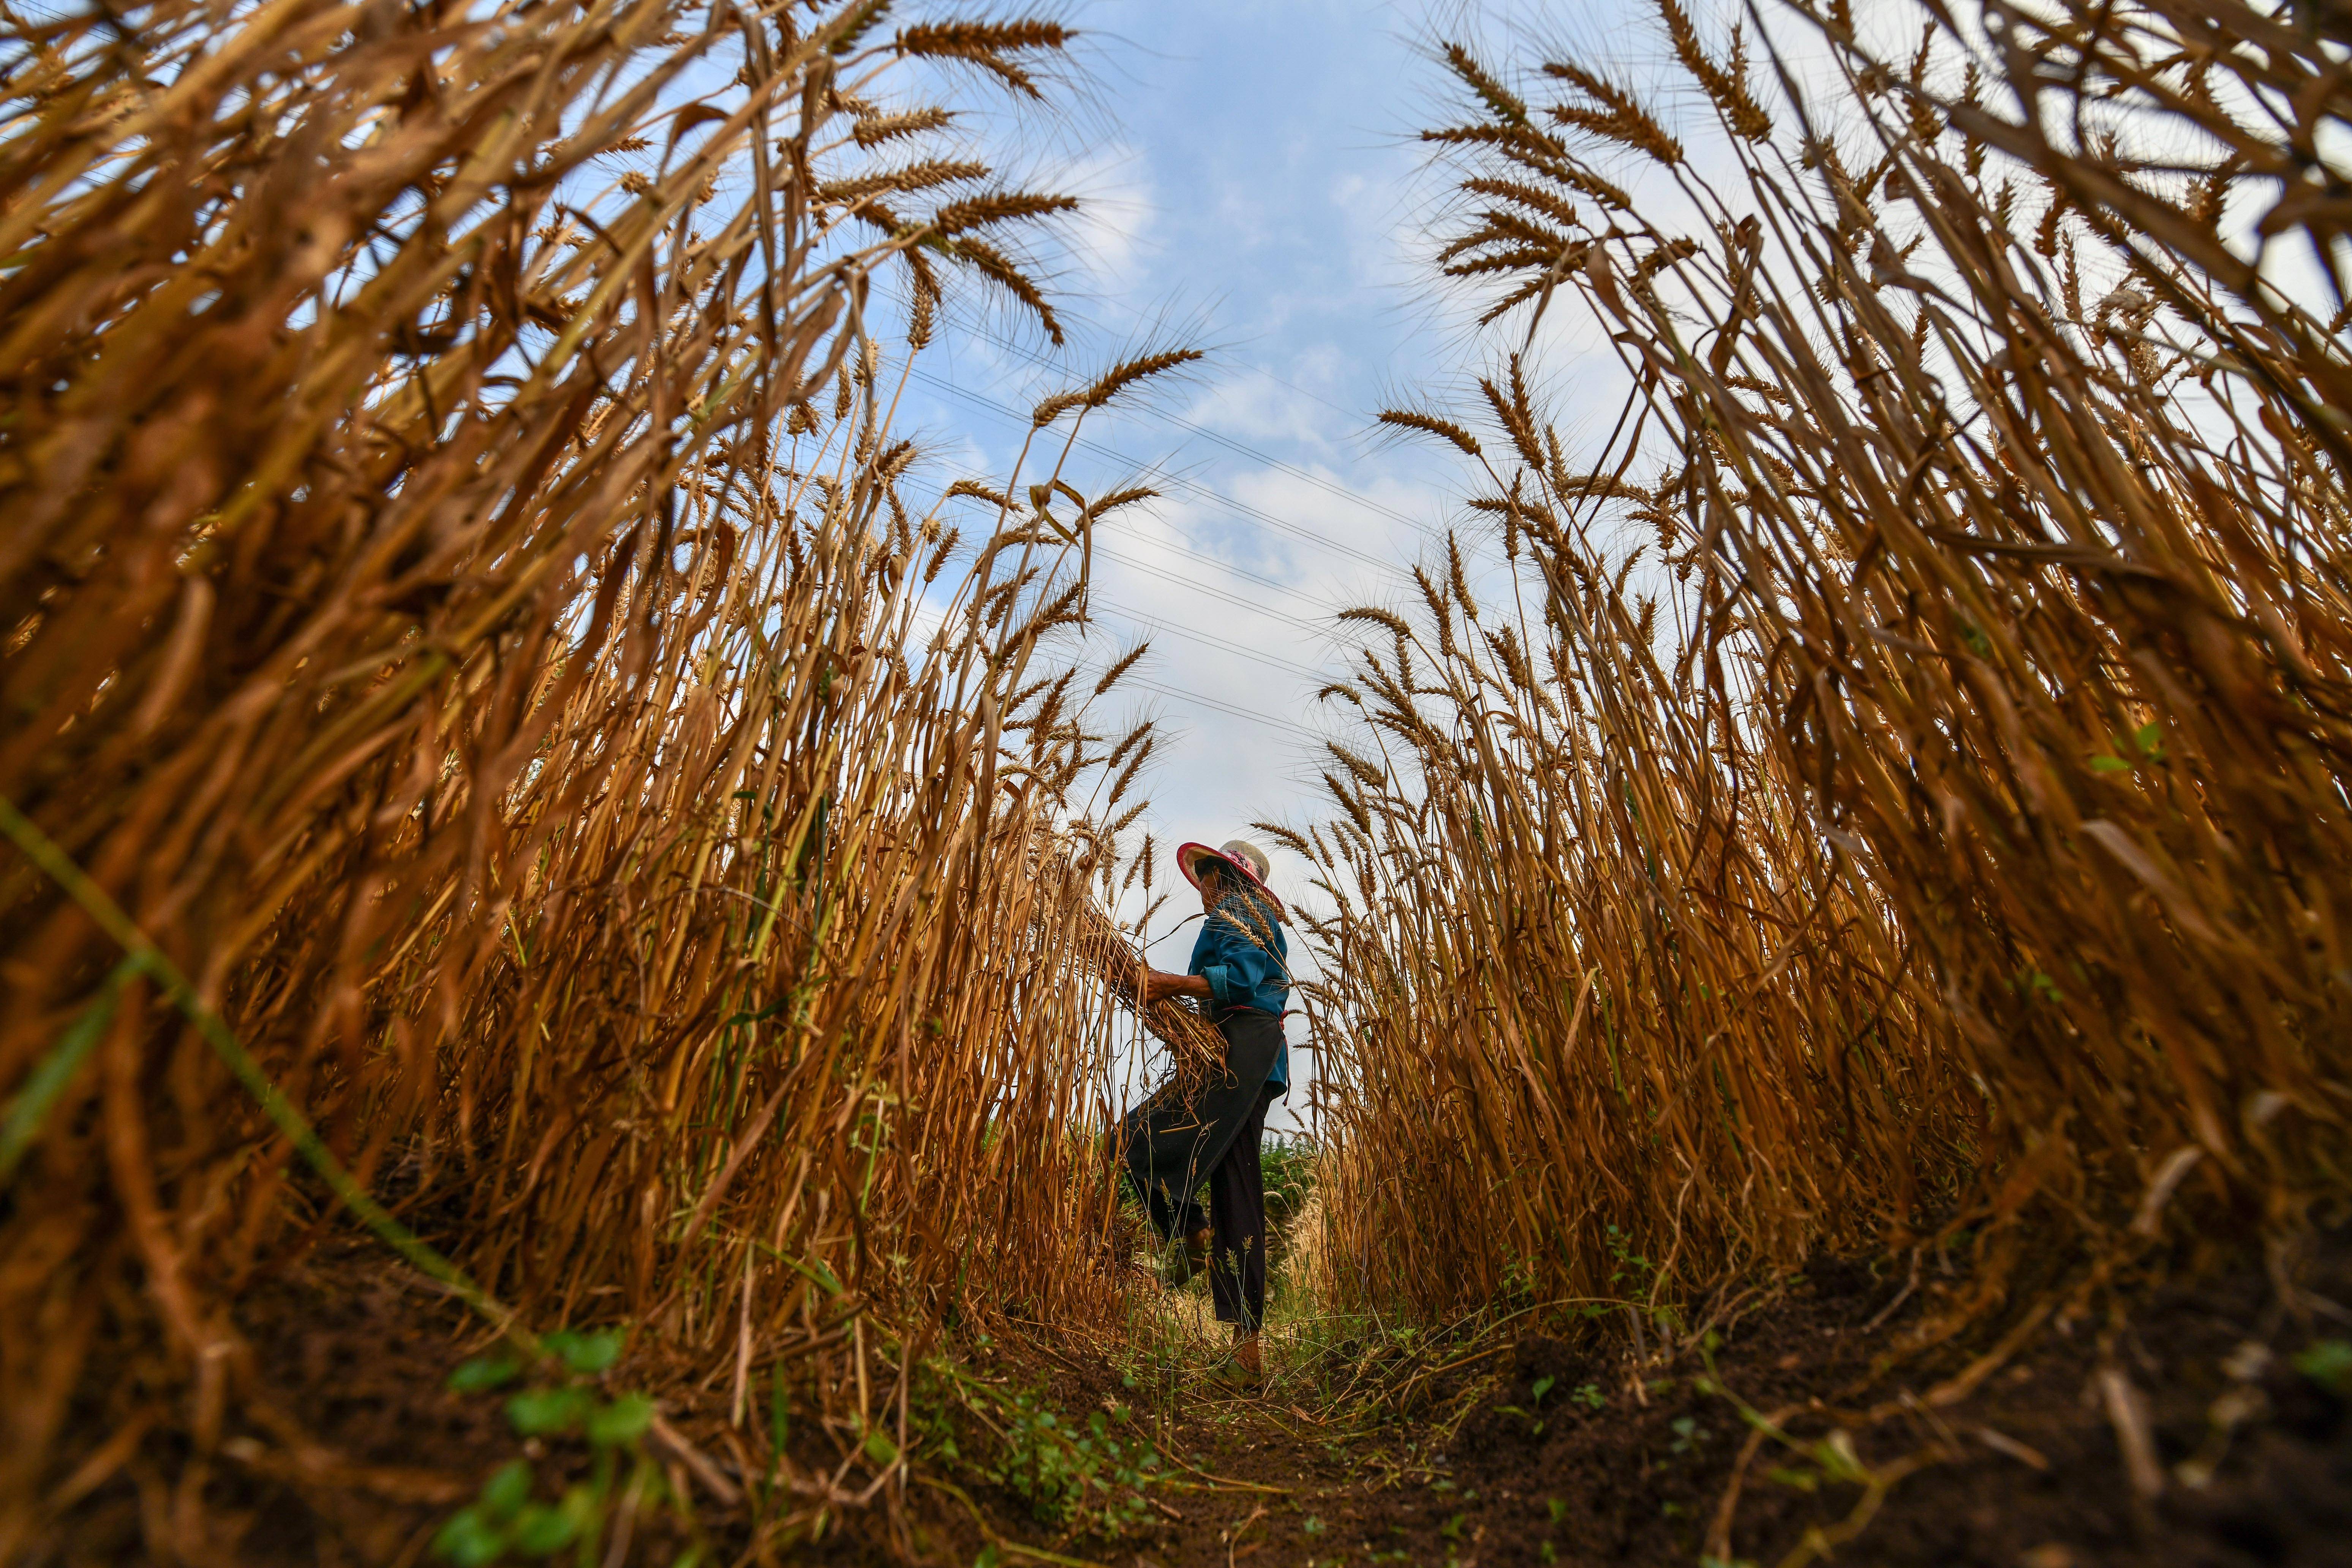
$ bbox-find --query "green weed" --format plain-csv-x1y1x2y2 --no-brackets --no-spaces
432,1331,672,1567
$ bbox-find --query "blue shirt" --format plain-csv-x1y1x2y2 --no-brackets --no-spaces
1186,890,1290,1094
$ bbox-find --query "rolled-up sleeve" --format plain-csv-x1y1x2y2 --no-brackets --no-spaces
1193,914,1285,1010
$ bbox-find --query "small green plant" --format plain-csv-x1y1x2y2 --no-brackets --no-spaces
2010,966,2065,1004
432,1330,667,1567
1573,1382,1606,1411
2090,720,2166,773
2293,1339,2352,1396
961,1380,1165,1538
1604,1225,1652,1290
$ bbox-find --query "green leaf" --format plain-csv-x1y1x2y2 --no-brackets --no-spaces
449,1353,523,1394
545,1328,624,1375
1812,1430,1868,1482
785,1255,845,1298
509,1497,582,1557
506,1386,592,1436
2090,755,2131,773
432,1507,507,1567
1529,1375,1556,1406
1304,1516,1326,1536
863,1429,899,1466
0,955,140,1187
2292,1339,2352,1396
480,1460,533,1520
588,1392,655,1448
2135,720,2162,753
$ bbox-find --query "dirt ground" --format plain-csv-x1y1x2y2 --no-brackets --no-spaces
19,1223,2350,1567
1091,1239,2352,1568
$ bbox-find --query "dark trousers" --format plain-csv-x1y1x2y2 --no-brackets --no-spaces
1119,1008,1283,1330
1204,1081,1274,1329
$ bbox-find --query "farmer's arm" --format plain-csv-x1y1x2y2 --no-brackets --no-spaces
1151,910,1282,1009
1140,969,1210,1005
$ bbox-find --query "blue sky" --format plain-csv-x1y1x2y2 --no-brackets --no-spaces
895,2,1488,1125
883,0,1659,1126
865,0,2333,1128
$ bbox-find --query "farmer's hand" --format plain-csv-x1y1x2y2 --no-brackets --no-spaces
1141,969,1209,1006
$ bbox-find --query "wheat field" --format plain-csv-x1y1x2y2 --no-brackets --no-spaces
2,0,2348,1562
1295,0,2350,1350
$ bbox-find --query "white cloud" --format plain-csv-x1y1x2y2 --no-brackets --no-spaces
1054,140,1157,293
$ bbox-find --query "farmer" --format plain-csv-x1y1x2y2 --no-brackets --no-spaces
1118,838,1291,1383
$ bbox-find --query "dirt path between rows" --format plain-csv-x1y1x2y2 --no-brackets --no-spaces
1008,1238,2351,1568
22,1229,2350,1567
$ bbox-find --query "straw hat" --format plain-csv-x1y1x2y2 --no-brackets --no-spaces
1174,838,1287,923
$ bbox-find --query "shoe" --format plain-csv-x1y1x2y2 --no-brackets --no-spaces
1227,1331,1263,1391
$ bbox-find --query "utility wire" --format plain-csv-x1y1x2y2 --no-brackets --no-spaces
899,595,1339,734
1125,676,1328,740
964,322,1440,538
1094,539,1347,616
1048,285,1386,447
911,367,1414,577
916,365,1397,573
1089,598,1335,684
1090,543,1342,624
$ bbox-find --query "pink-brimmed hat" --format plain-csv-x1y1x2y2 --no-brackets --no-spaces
1174,838,1287,924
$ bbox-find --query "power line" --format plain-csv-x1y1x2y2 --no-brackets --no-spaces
964,322,1439,539
1126,676,1326,740
1094,539,1345,616
1089,598,1335,685
912,365,1397,572
909,367,1412,577
931,489,1329,629
1091,542,1341,625
900,544,1344,684
1047,287,1385,449
897,596,1334,740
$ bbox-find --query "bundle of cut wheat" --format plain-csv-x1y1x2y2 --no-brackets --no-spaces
1067,886,1227,1089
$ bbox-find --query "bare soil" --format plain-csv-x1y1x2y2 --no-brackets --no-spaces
21,1226,2349,1568
1092,1233,2352,1568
